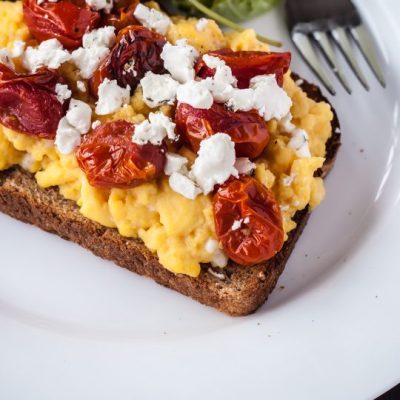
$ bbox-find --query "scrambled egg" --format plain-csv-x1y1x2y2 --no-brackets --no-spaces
0,1,333,277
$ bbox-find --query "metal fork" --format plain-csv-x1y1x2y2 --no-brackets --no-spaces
285,0,386,95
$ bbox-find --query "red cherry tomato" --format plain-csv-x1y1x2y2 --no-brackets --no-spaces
196,49,291,88
175,102,269,160
76,120,166,189
213,176,284,265
23,0,101,50
90,25,166,96
0,64,68,139
101,0,140,31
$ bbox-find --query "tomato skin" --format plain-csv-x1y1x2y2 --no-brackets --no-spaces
213,176,284,265
196,49,291,88
101,0,140,31
23,0,101,50
0,64,68,139
76,120,166,189
175,102,269,160
90,25,166,96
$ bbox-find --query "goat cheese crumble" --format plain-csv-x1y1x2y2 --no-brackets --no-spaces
86,0,113,13
71,26,116,79
23,39,71,72
280,113,311,158
164,153,188,176
95,78,130,115
11,40,25,58
177,79,213,109
55,83,72,104
191,133,238,195
66,99,92,135
196,18,209,32
55,99,92,154
134,4,171,35
133,112,177,145
169,172,202,200
161,40,199,83
140,72,179,108
234,158,256,175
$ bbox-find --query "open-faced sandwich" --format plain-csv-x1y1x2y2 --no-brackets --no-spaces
0,0,340,315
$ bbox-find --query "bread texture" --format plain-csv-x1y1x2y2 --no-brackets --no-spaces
0,76,341,316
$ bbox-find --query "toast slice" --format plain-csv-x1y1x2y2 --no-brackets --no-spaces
0,75,341,316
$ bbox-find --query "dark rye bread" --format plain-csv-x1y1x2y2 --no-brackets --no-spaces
0,76,341,316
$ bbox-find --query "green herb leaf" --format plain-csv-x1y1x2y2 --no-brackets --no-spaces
160,0,282,47
211,0,280,23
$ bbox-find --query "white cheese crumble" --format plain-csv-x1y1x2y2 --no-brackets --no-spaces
164,153,188,176
0,49,14,69
86,0,113,13
134,4,171,35
133,112,177,145
211,249,228,268
11,40,25,58
196,18,209,32
55,118,81,155
225,88,254,112
140,72,179,108
176,79,213,109
205,238,218,253
55,83,72,104
205,239,229,269
202,55,237,103
76,80,86,92
161,39,199,83
250,75,292,121
279,113,311,158
55,99,92,154
288,128,311,158
169,172,201,200
83,26,116,48
191,133,238,195
234,157,256,175
71,26,116,79
22,39,71,72
95,78,130,115
20,153,34,170
65,99,92,134
92,120,101,129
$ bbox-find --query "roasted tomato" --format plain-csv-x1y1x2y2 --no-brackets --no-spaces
23,0,100,50
76,120,166,189
0,64,68,139
213,176,284,265
196,49,291,88
175,102,269,160
101,0,140,31
90,25,166,96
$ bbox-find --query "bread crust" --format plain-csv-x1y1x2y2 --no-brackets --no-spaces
0,76,341,316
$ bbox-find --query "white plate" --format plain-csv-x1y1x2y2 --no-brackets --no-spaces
1,1,400,399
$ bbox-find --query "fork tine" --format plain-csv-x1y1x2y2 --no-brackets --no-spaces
330,27,369,91
312,31,352,94
350,24,386,88
292,32,336,95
